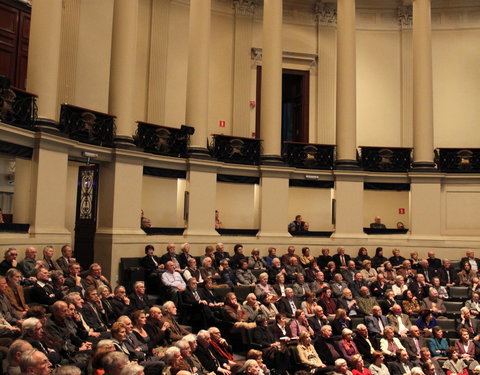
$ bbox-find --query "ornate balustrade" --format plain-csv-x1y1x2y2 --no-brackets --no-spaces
59,104,116,147
209,134,261,165
0,86,37,130
359,146,412,172
134,122,191,157
283,142,335,170
435,148,480,173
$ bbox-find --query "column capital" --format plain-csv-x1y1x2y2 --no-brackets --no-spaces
398,5,413,29
232,0,256,17
315,2,337,27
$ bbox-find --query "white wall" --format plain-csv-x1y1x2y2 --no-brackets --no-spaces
288,186,333,230
363,189,409,228
141,176,185,227
216,182,257,229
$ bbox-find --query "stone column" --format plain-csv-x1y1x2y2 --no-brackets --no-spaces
335,0,358,169
26,0,62,128
109,0,139,147
315,2,337,144
412,0,436,170
232,0,256,138
260,0,283,163
398,6,413,147
185,0,211,157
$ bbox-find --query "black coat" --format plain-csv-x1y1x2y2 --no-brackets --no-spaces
276,296,301,318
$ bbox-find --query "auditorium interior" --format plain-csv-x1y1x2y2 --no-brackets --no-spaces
1,0,480,285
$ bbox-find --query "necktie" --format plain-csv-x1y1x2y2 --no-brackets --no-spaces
414,338,421,355
290,299,296,313
151,256,158,267
341,255,345,266
377,316,384,334
193,290,201,301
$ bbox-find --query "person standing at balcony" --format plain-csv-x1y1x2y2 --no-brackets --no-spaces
288,215,306,233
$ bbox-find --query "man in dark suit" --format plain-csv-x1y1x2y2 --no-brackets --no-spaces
308,305,329,341
313,325,341,367
353,324,377,364
389,349,415,375
80,288,108,333
276,288,300,318
140,245,162,274
461,250,480,272
31,267,62,305
178,243,195,270
194,330,227,375
409,274,429,299
370,273,388,298
213,243,230,268
341,261,358,285
55,244,76,276
128,281,152,313
457,307,480,337
439,259,459,286
64,262,87,296
181,278,214,329
365,305,388,337
401,325,426,361
110,285,131,318
332,247,351,270
426,251,442,269
417,259,438,285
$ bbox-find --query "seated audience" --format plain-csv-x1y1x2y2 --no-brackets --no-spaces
442,347,468,375
300,291,317,318
387,304,412,337
18,247,37,278
299,247,315,268
371,248,388,271
365,305,388,337
402,289,422,316
415,309,437,336
236,260,257,286
368,351,390,375
289,309,314,338
379,326,405,362
317,287,337,318
5,268,28,316
458,261,476,287
331,308,352,336
296,331,328,373
354,324,376,364
338,328,359,364
428,326,448,359
248,249,266,270
0,248,18,275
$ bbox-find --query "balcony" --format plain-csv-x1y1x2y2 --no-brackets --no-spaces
435,148,480,173
283,142,335,170
209,134,261,165
134,122,191,157
0,86,37,130
359,146,412,172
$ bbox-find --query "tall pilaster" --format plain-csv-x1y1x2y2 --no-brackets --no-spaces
26,0,62,128
335,0,358,169
315,2,337,144
399,6,413,147
260,0,283,163
412,0,436,170
109,0,139,147
185,0,211,157
232,0,256,138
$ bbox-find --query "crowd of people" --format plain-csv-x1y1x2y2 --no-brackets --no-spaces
1,243,480,375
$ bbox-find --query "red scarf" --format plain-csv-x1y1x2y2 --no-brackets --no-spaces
209,340,234,362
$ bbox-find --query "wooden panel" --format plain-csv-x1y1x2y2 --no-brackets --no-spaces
0,2,18,35
0,44,15,79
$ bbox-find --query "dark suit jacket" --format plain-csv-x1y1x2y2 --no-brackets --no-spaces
140,255,161,273
80,302,107,332
64,276,87,295
353,333,376,362
128,293,152,313
332,254,352,269
55,257,70,275
457,318,480,336
331,318,352,336
276,296,301,317
30,282,61,305
401,336,426,360
252,325,276,348
178,253,194,270
308,315,329,340
4,285,28,312
389,361,415,375
439,267,459,285
370,281,388,298
365,314,389,335
314,337,340,365
269,323,293,341
379,298,396,315
409,282,429,299
110,297,130,318
417,266,439,283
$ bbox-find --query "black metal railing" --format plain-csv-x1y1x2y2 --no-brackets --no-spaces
59,104,116,147
360,146,412,172
283,142,335,170
435,148,480,173
209,134,261,165
134,122,191,157
0,87,37,129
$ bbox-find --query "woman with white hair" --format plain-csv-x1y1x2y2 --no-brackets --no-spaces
338,328,360,364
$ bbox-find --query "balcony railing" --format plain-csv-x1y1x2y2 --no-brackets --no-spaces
0,86,37,130
209,134,261,165
360,146,412,172
59,104,116,147
283,142,335,170
435,148,480,173
134,122,191,157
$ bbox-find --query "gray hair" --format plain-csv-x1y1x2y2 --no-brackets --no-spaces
54,366,82,375
119,364,144,375
7,339,31,364
197,329,210,341
175,340,190,350
240,359,259,373
183,334,197,344
164,346,181,364
335,358,347,369
64,292,81,305
19,349,41,373
320,325,332,333
162,300,175,311
21,317,40,336
97,339,114,349
102,352,129,375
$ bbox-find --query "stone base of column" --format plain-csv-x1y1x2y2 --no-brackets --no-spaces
335,159,360,170
113,136,137,149
35,117,59,132
260,154,284,166
411,161,437,171
187,146,213,159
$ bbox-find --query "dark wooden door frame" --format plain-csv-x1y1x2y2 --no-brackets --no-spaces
255,67,309,143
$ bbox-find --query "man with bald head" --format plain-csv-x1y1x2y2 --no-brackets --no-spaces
160,243,181,270
461,250,480,272
353,324,376,364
